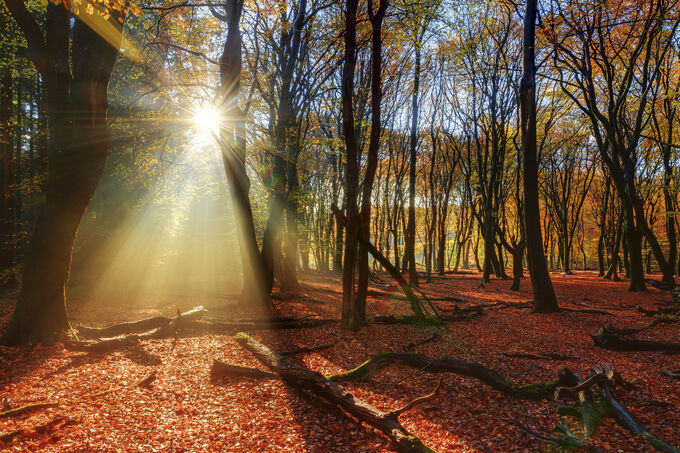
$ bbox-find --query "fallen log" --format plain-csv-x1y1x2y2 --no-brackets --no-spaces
597,368,678,452
592,325,680,352
211,359,278,379
373,308,480,326
76,306,206,339
332,204,429,321
326,352,559,400
563,307,614,316
639,307,680,317
278,344,333,356
234,332,436,453
661,369,680,379
64,335,142,353
501,352,579,361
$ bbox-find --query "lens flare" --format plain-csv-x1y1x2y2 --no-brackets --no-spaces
192,104,221,134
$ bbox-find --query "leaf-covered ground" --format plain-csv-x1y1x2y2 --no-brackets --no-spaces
1,271,678,452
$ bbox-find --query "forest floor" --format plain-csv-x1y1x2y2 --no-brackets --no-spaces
0,270,678,452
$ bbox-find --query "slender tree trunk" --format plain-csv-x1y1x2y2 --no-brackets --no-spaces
340,0,360,331
355,0,387,323
509,246,524,291
0,59,13,273
216,0,267,305
405,43,421,287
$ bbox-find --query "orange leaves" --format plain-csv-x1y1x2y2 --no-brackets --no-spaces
0,272,678,451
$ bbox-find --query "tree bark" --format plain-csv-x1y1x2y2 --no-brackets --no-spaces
0,52,13,273
1,2,128,344
215,0,267,305
340,0,360,331
520,0,559,313
405,42,421,287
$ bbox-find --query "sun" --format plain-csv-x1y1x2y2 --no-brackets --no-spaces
192,104,221,134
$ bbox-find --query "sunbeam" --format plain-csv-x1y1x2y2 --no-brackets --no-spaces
192,104,222,135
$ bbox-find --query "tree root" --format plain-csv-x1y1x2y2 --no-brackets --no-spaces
234,332,436,453
325,352,561,400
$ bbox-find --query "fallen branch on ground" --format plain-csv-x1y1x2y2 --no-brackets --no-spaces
234,332,436,453
515,422,603,452
661,369,680,379
211,360,278,379
278,344,333,356
592,325,680,352
501,352,579,361
326,352,561,400
0,416,77,445
76,307,206,339
404,331,437,352
0,402,59,418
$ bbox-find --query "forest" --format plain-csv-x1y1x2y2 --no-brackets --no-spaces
0,0,679,451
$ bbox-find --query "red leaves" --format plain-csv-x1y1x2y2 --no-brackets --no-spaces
0,271,678,451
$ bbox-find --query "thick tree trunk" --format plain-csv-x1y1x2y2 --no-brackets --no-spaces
1,6,127,345
261,184,285,293
520,0,558,313
334,210,343,272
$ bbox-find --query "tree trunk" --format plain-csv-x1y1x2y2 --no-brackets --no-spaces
509,247,524,291
520,0,558,313
216,0,268,305
340,0,360,331
355,0,387,325
0,59,13,273
405,43,421,287
1,5,128,344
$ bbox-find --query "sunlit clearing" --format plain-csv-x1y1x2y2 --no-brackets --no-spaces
193,104,222,135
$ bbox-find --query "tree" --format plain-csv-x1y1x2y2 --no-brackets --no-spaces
520,0,559,313
549,0,680,290
354,0,389,323
211,0,268,305
340,0,360,330
1,0,130,344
